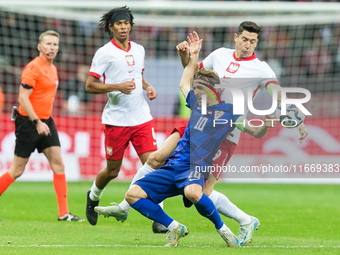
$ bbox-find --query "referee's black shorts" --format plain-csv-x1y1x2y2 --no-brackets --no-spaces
14,114,61,158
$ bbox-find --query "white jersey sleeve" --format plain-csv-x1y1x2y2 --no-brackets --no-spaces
200,48,225,70
258,62,279,89
141,47,145,72
89,47,110,78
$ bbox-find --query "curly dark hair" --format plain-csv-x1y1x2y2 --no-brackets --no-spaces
99,6,134,35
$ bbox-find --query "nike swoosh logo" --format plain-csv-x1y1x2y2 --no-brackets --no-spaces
128,70,134,73
234,236,239,244
242,232,248,243
207,209,215,217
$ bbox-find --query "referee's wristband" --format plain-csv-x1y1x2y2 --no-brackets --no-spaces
32,119,40,126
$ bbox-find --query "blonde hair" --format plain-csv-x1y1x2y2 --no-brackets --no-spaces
39,30,60,43
194,68,220,88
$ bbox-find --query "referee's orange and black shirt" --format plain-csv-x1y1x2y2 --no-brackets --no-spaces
19,56,59,119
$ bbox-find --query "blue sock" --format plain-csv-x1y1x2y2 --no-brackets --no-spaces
194,193,223,229
131,198,173,227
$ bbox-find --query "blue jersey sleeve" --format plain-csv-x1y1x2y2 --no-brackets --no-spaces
186,90,198,110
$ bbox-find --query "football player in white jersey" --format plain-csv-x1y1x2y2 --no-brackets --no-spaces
85,6,158,226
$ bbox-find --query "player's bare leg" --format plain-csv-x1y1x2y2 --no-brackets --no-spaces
95,133,180,231
43,146,84,222
87,159,122,225
0,156,28,196
204,175,259,246
7,156,29,179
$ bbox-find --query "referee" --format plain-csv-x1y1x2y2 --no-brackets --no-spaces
0,30,84,222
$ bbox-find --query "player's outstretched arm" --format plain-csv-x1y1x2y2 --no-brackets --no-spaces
179,31,203,98
267,83,309,144
176,33,201,70
176,40,190,68
85,75,135,94
236,115,277,139
146,131,181,169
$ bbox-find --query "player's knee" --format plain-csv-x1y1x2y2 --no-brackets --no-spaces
9,166,24,179
125,186,142,205
9,159,29,178
184,189,202,204
146,152,164,169
203,186,214,197
50,160,65,174
105,166,120,179
57,161,65,172
125,191,136,205
185,192,201,204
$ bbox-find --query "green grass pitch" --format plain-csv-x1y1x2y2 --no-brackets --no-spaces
0,181,339,255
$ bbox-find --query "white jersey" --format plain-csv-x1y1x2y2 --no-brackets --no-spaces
201,48,278,144
89,39,152,126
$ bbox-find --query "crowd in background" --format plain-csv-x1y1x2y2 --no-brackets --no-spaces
0,10,339,115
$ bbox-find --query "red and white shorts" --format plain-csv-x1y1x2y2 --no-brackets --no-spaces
211,139,237,179
104,120,157,160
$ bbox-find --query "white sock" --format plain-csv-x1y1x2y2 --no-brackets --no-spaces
167,220,180,231
209,190,251,225
129,163,155,189
217,223,230,233
119,163,155,212
119,199,131,212
90,181,104,201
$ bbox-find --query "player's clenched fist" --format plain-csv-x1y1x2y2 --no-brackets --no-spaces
146,86,157,100
177,41,190,67
176,41,189,54
119,81,135,94
36,121,51,136
298,123,308,144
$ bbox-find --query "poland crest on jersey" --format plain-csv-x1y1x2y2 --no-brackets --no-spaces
226,62,240,73
125,55,135,66
106,146,113,156
214,110,224,119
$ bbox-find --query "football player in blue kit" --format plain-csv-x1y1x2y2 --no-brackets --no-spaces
125,32,275,247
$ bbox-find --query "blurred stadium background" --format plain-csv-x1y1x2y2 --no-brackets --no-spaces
0,1,339,183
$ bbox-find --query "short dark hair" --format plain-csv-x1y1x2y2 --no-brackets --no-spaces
238,21,260,38
99,6,134,35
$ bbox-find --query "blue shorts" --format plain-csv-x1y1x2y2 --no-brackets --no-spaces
134,163,204,204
